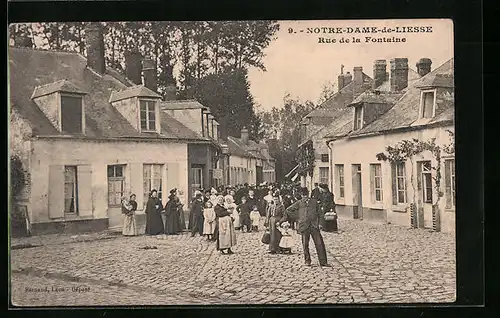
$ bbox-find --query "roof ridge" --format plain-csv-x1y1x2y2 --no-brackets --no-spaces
9,46,84,56
162,99,199,103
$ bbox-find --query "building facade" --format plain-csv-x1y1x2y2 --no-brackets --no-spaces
324,57,455,233
227,128,276,186
293,65,373,192
9,23,224,235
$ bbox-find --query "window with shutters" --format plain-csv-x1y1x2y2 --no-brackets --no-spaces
444,159,455,209
143,164,163,203
139,100,157,132
421,161,433,203
392,162,407,205
370,164,383,203
335,164,345,198
319,167,329,185
420,90,436,119
64,166,78,214
61,95,84,134
107,165,125,206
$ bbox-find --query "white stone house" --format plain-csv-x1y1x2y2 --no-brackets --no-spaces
8,24,220,234
323,57,455,233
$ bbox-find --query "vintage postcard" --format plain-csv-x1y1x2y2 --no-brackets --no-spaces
9,19,455,306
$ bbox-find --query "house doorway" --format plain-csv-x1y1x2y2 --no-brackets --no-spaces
417,160,433,228
351,164,363,220
191,164,204,196
107,165,125,230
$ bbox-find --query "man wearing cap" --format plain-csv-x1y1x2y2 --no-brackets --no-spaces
280,187,330,267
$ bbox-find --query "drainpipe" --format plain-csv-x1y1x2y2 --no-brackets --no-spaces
326,138,334,193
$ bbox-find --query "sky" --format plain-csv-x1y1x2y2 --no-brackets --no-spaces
248,19,454,112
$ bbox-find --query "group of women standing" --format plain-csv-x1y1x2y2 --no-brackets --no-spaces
121,188,186,237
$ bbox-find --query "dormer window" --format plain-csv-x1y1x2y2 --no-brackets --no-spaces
31,79,87,134
139,99,157,132
353,105,363,130
61,94,84,134
420,89,436,118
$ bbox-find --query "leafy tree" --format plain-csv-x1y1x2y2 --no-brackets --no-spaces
258,94,315,181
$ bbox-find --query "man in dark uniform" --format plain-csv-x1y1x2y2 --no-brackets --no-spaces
280,187,330,267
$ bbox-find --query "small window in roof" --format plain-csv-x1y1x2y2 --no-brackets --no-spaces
420,90,436,119
61,95,83,134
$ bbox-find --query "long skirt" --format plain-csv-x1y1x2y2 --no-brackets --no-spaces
122,213,137,236
232,210,240,228
268,216,282,253
145,211,164,235
203,219,216,235
217,216,237,250
179,208,186,230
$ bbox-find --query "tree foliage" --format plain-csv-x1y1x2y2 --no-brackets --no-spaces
258,94,315,181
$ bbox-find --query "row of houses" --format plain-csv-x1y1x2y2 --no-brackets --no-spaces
291,56,455,233
9,23,275,235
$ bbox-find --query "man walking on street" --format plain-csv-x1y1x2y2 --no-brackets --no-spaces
280,187,330,267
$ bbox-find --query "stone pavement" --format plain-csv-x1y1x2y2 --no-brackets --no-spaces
10,218,456,306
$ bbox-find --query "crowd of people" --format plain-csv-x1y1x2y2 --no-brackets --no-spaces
120,181,338,266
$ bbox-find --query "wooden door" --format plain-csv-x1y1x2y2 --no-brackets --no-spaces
352,164,363,219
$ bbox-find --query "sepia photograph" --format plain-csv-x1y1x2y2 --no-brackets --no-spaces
8,19,455,306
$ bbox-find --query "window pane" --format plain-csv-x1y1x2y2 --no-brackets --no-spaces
141,120,148,130
375,190,381,201
340,188,345,198
398,191,405,203
143,165,151,178
423,92,434,118
375,177,382,188
148,120,155,130
116,166,123,177
61,96,83,134
107,166,115,178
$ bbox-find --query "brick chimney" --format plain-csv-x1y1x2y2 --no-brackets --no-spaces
241,127,249,145
353,66,364,93
85,22,106,74
343,72,352,87
373,60,387,89
142,58,157,92
124,50,142,85
416,58,432,77
390,58,409,92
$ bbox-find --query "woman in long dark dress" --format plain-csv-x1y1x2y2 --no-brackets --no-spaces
265,192,286,254
145,189,164,235
164,189,181,235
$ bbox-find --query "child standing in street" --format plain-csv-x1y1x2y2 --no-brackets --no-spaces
202,201,216,241
238,196,252,233
278,221,294,254
250,205,261,232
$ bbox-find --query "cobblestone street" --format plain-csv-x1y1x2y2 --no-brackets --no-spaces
10,218,456,306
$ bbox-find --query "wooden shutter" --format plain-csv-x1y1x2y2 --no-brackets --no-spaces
77,164,93,217
166,163,179,194
444,160,452,209
48,165,65,219
391,164,397,205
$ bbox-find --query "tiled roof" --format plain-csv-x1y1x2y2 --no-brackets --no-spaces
227,136,273,160
304,72,373,120
8,47,205,141
323,58,454,139
161,99,209,110
109,85,161,103
31,79,87,99
227,136,254,158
